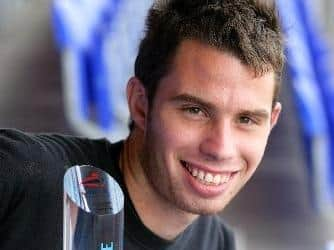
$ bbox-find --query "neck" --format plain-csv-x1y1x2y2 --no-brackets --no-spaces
120,129,198,240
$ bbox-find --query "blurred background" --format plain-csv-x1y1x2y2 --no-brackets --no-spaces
0,0,334,249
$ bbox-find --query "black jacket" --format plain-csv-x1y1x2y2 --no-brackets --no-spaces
0,129,235,250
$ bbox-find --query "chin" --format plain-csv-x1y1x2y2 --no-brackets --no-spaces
176,198,230,215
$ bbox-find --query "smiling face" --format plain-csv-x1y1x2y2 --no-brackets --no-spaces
131,39,281,215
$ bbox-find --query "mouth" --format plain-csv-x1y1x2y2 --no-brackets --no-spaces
180,160,235,186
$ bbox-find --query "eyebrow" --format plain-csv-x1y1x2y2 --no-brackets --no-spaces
170,94,270,119
238,109,270,120
170,94,216,110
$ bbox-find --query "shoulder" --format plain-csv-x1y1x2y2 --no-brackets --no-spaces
0,128,113,166
0,129,115,215
0,128,122,184
0,129,52,222
0,128,83,191
0,129,46,179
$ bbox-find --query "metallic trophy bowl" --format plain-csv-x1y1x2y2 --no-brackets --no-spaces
63,165,124,250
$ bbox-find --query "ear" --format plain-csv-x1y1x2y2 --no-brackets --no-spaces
126,77,148,131
270,102,282,130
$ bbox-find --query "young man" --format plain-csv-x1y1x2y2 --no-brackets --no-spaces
0,0,284,249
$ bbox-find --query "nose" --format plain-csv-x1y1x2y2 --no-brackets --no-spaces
199,120,237,162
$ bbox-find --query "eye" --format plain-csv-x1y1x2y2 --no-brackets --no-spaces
238,116,254,125
182,106,208,119
185,107,202,115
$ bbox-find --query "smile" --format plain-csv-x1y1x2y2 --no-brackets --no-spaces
181,161,233,186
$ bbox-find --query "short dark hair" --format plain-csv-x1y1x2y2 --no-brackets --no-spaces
131,0,284,129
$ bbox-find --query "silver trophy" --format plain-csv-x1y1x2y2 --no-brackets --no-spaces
63,165,124,250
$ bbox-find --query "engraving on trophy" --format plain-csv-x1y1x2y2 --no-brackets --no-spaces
100,242,114,250
81,171,105,189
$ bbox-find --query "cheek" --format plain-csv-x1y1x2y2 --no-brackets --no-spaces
239,133,269,172
153,110,202,150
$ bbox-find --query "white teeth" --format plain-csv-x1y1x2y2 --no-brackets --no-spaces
183,161,233,186
204,173,213,183
221,174,231,183
192,168,198,177
213,174,221,185
198,170,205,181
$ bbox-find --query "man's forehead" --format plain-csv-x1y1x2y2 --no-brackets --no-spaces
171,40,275,83
157,40,276,112
170,39,277,81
